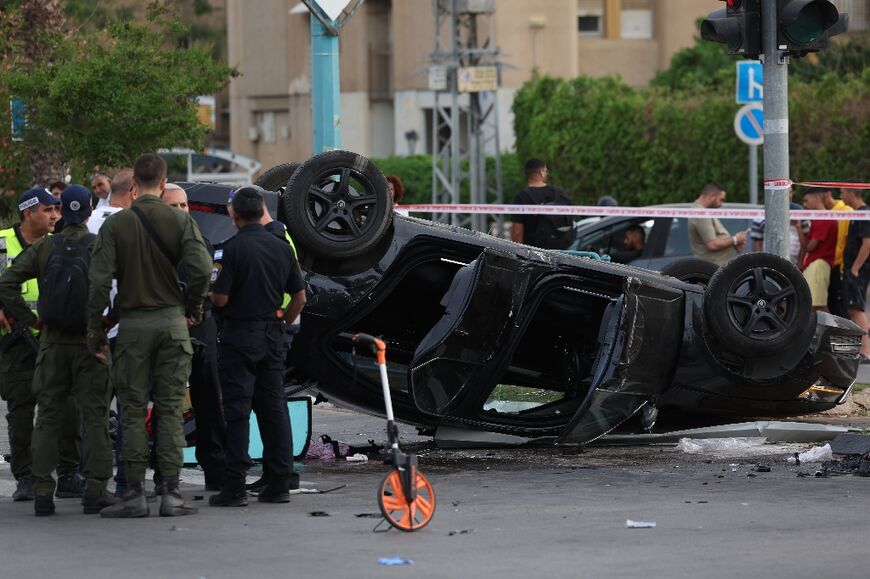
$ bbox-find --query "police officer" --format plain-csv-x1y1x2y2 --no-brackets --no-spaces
245,204,301,495
0,187,81,502
87,154,212,518
162,184,226,490
0,185,117,516
209,186,306,507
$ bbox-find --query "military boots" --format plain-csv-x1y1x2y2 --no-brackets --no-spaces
159,477,198,517
99,481,149,518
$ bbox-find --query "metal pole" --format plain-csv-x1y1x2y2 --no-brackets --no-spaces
310,15,342,154
449,0,461,227
749,144,758,205
761,0,789,258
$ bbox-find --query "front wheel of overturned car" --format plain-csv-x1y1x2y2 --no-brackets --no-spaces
704,252,812,358
284,150,392,260
660,258,719,288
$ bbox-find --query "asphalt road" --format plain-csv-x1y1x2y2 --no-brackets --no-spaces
1,403,869,579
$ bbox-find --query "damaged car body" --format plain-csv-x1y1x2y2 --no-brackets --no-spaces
184,150,863,446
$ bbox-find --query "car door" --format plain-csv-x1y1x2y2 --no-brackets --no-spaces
556,277,685,444
408,248,531,416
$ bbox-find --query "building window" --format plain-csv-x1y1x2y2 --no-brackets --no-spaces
578,0,603,36
621,0,653,39
831,0,868,31
257,111,276,144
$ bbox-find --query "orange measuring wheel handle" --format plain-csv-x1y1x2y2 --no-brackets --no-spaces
352,332,386,365
377,468,436,532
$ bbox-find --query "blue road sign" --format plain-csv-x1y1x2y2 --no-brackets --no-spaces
734,103,764,146
10,98,25,141
736,61,763,104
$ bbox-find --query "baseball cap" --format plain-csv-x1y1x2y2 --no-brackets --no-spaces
60,185,93,225
18,187,61,212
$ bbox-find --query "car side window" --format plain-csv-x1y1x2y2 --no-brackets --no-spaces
663,217,752,258
574,219,652,262
664,218,691,258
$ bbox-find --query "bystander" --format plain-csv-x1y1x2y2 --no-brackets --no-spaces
688,182,746,265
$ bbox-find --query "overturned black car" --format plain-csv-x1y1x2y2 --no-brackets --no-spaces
185,150,862,446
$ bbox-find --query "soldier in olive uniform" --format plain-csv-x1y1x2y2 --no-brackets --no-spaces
0,188,81,502
0,186,117,516
87,154,211,518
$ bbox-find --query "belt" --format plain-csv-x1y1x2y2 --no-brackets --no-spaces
221,319,284,330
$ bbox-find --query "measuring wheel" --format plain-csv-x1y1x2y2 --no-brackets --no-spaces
377,468,436,532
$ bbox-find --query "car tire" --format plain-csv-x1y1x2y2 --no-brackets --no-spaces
284,150,392,260
660,258,719,288
255,162,300,192
704,252,812,357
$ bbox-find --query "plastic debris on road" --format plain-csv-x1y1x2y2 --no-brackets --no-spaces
787,443,834,464
677,437,767,454
346,453,369,462
378,557,414,566
626,520,656,529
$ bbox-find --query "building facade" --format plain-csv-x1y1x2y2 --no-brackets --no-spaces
226,0,741,168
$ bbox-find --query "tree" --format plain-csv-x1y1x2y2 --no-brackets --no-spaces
0,2,234,184
652,28,870,91
0,7,31,200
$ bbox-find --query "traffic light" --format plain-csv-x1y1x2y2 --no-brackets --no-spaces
777,0,849,57
701,0,762,59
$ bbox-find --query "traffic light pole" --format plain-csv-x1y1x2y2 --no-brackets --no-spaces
761,0,790,259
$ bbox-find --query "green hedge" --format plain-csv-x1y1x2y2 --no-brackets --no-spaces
512,71,870,206
371,153,525,205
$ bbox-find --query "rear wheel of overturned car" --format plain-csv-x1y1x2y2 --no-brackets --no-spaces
284,150,392,260
660,258,719,288
255,162,300,192
704,252,812,357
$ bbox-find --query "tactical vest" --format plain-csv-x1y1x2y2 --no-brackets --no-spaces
282,231,298,309
0,227,40,329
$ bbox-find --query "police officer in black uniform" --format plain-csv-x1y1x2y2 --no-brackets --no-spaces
208,186,306,507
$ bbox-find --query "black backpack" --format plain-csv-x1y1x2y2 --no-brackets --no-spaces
529,188,574,250
37,233,96,333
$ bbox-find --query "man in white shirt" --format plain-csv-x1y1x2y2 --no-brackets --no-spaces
88,169,134,234
90,173,113,209
88,167,134,496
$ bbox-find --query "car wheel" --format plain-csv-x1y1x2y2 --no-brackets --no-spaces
284,150,392,260
704,252,812,357
255,162,300,192
660,258,719,288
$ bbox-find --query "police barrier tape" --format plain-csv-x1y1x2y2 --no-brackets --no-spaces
398,181,870,221
397,204,870,221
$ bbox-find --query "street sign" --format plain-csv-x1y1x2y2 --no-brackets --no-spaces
311,0,353,21
10,98,25,141
457,66,498,93
734,103,764,146
736,60,763,103
428,65,448,91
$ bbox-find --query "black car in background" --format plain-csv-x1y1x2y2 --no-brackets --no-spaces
569,203,757,270
184,152,860,445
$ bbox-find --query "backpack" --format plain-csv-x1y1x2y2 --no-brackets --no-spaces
37,233,96,333
527,187,574,250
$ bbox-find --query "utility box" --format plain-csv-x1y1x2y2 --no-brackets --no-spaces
435,0,495,15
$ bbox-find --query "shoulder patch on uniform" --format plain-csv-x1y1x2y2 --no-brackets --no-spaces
210,262,223,284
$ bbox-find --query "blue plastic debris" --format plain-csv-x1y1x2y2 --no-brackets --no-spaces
378,557,414,566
